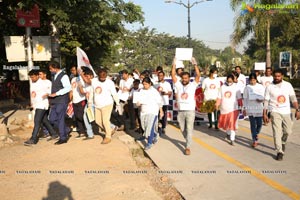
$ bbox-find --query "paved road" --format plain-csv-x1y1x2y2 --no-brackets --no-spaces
141,114,300,200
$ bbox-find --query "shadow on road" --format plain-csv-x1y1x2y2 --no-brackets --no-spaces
42,181,74,200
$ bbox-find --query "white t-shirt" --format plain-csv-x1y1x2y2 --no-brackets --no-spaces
218,83,242,114
154,81,172,105
90,78,117,108
118,77,134,101
138,87,162,115
243,83,265,117
174,81,199,111
71,77,86,103
264,81,296,114
260,76,273,88
202,77,221,101
237,73,246,94
31,79,51,110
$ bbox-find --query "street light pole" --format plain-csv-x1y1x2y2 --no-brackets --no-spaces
165,0,212,48
187,0,191,47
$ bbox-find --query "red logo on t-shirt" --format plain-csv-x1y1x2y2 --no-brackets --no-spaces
209,84,216,89
265,81,271,86
72,82,77,89
95,86,102,94
31,91,36,98
157,86,163,92
277,95,286,104
181,93,188,100
224,91,232,98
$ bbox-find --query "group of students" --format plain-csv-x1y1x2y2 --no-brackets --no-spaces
24,60,300,160
202,65,299,160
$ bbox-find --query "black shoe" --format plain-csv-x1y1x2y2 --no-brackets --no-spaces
276,153,283,161
208,125,212,129
54,140,67,145
136,136,146,141
215,127,219,131
24,139,37,146
282,144,286,152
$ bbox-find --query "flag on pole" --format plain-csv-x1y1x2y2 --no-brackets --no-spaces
76,47,96,76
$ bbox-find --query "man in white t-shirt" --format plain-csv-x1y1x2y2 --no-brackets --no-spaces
24,70,57,146
89,68,120,144
118,70,134,130
154,71,172,135
172,57,201,155
260,67,273,88
263,69,300,161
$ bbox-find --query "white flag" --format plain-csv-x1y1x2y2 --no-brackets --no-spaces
76,47,96,76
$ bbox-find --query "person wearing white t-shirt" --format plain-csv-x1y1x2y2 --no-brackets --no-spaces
70,73,87,139
79,67,95,140
235,66,246,95
263,69,300,161
24,70,57,146
88,68,120,144
38,69,55,139
243,73,265,148
260,67,273,88
172,57,201,156
128,79,142,133
136,77,163,150
118,70,134,130
154,71,172,135
202,68,221,130
216,74,243,146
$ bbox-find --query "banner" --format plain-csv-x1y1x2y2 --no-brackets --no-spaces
76,47,96,76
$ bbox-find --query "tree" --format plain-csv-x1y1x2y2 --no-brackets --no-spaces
0,0,144,72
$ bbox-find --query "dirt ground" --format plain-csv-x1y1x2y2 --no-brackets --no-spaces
0,122,183,200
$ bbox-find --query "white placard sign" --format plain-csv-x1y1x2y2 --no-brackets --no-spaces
175,48,193,61
254,62,266,70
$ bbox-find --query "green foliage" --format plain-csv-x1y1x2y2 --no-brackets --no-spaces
0,0,144,73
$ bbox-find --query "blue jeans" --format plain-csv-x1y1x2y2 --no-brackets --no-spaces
177,110,195,148
83,105,94,137
147,116,158,145
249,116,262,142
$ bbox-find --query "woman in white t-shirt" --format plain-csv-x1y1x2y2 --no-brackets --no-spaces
216,74,243,145
202,68,221,130
136,77,163,150
243,73,264,148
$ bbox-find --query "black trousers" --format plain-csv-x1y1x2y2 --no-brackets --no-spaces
73,100,86,134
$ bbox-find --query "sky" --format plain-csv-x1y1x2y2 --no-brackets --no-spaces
125,0,248,52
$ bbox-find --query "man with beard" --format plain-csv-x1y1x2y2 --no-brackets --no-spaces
263,69,300,161
171,57,200,155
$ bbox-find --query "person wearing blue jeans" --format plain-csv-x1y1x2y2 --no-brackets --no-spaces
243,73,264,147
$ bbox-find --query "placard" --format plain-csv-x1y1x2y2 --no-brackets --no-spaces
175,48,193,61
